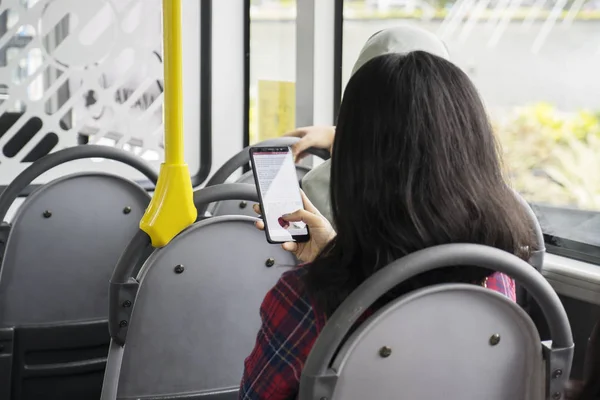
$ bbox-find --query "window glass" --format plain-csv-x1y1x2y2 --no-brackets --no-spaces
0,0,208,186
249,0,297,145
342,0,600,249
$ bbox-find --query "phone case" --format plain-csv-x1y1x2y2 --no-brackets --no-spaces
249,146,310,244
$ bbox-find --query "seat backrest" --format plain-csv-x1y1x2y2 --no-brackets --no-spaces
299,244,574,400
330,284,544,400
0,173,150,326
512,190,545,310
115,216,296,399
208,165,310,217
511,189,545,271
204,137,330,189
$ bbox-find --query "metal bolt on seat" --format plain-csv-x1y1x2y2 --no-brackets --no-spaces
489,334,501,346
379,346,392,358
552,369,563,379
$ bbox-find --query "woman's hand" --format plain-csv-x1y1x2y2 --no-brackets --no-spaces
285,126,335,163
253,191,336,263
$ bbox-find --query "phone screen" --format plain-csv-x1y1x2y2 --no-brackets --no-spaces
250,146,310,243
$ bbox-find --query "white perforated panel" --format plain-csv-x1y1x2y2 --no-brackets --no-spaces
0,0,202,185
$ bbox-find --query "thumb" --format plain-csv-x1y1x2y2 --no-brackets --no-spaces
281,208,322,228
299,190,322,216
282,242,298,252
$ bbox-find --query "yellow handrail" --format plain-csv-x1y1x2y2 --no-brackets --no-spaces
162,0,184,164
139,0,197,247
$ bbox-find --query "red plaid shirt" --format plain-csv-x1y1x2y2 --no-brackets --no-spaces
239,266,516,400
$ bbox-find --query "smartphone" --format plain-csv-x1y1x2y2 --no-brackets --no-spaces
249,146,310,244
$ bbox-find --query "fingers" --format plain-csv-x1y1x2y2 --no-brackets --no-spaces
285,126,336,162
281,208,322,228
282,242,298,252
291,140,313,163
293,150,310,163
254,194,324,233
253,203,264,231
284,127,309,138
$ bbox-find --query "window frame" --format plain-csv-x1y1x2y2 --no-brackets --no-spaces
195,0,213,187
243,0,250,150
333,0,343,120
545,234,600,266
244,0,342,147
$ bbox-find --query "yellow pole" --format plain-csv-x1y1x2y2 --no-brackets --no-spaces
139,0,197,247
162,0,184,165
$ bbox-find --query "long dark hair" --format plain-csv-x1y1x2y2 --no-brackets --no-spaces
306,51,537,316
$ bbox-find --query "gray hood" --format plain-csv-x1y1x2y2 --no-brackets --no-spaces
302,25,450,225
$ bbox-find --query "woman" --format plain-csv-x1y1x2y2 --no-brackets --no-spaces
239,51,537,399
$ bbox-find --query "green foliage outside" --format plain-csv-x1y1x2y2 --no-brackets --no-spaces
496,103,600,210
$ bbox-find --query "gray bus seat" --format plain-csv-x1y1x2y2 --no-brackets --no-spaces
107,183,263,345
513,189,545,271
512,189,546,311
101,183,297,400
200,137,329,217
0,145,158,400
208,164,311,217
299,244,573,400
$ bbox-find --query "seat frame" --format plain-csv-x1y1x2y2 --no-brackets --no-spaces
299,244,574,400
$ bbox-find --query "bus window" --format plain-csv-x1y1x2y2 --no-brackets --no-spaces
0,0,209,186
341,0,600,252
249,0,297,145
